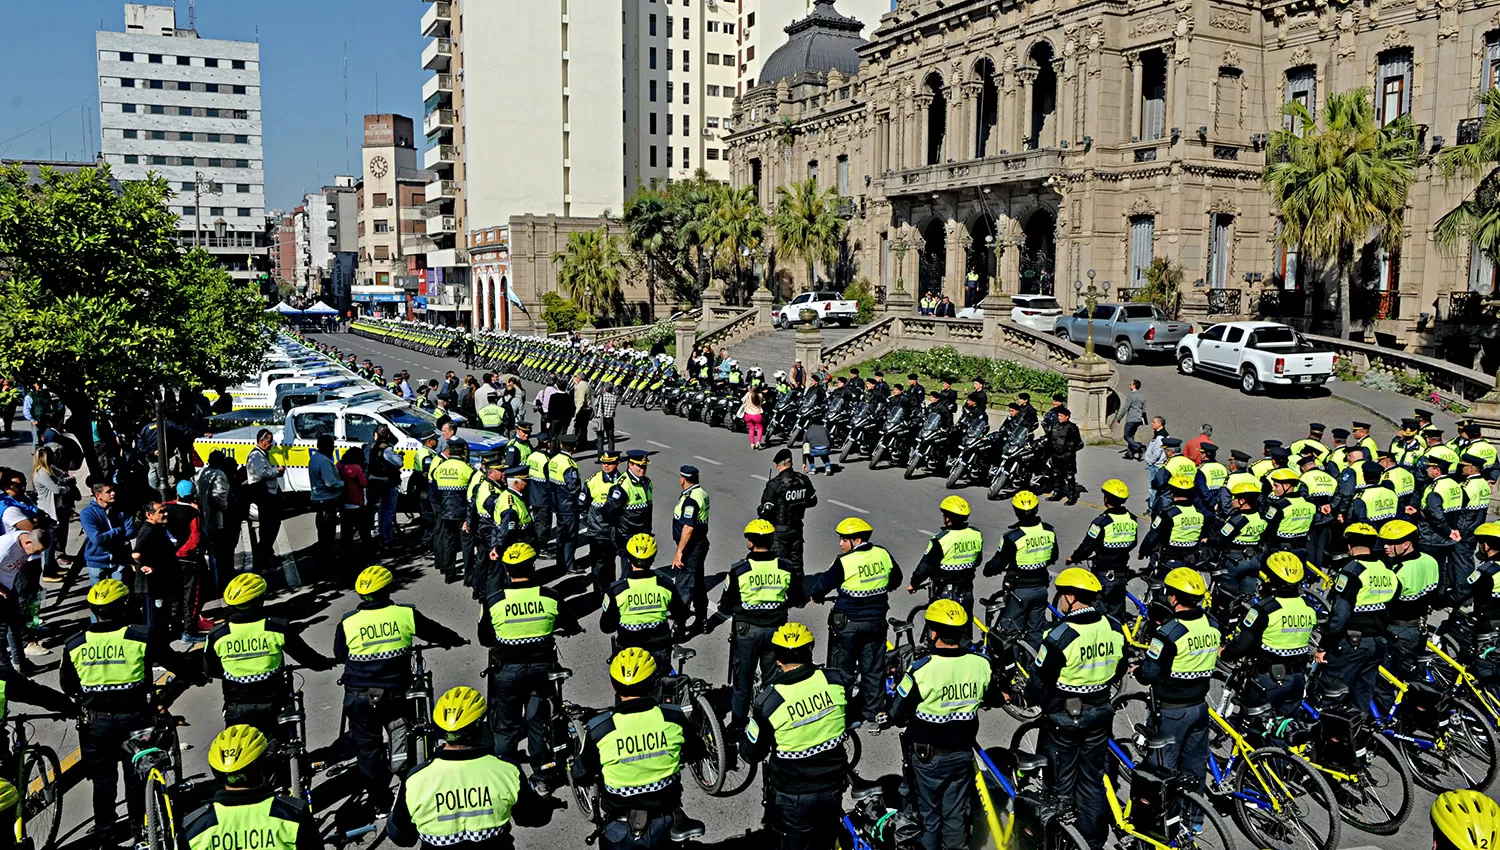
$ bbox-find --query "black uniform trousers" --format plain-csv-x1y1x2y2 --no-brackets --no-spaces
341,686,409,810
773,525,806,574
1378,623,1424,713
80,710,151,836
458,521,479,584
528,486,552,549
554,513,580,574
670,545,709,625
902,744,975,850
433,516,463,578
1322,633,1386,715
768,786,844,850
589,533,618,600
995,584,1049,648
1042,701,1114,850
488,659,553,771
1147,702,1210,792
1251,668,1307,718
1093,565,1129,626
601,812,673,850
827,615,886,722
729,621,779,724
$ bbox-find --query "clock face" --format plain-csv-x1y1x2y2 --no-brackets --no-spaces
370,155,389,178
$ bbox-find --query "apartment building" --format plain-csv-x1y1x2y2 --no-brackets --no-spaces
96,3,267,282
355,115,434,314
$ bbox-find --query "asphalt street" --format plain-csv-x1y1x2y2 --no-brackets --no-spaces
11,329,1440,850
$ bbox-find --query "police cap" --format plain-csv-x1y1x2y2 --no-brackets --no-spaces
679,465,700,481
1465,423,1485,437
1352,421,1371,431
1416,408,1435,420
1230,449,1252,462
1331,428,1350,439
773,448,795,464
1308,422,1326,433
515,421,533,433
1424,428,1445,438
1199,442,1218,456
481,450,507,469
504,465,530,479
597,451,622,464
1464,453,1487,468
1162,437,1183,449
1263,439,1284,449
560,434,579,447
1267,446,1291,460
1400,418,1419,430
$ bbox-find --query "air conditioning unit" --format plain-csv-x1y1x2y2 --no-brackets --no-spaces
701,128,714,137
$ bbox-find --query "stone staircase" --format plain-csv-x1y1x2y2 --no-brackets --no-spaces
719,323,866,373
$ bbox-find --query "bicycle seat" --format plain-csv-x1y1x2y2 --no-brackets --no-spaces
1312,677,1349,704
888,617,907,630
549,667,574,682
850,780,884,803
1015,752,1048,773
672,645,697,662
1133,724,1175,751
669,811,706,843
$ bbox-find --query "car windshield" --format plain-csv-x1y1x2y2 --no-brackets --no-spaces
382,405,439,439
814,292,843,300
1248,327,1300,348
1122,304,1163,320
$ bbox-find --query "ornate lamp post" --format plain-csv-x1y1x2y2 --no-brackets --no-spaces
892,229,912,295
1074,268,1105,363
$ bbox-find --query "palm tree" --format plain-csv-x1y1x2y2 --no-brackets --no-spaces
1436,89,1500,279
623,188,676,320
1264,89,1418,338
773,177,847,294
700,183,766,304
670,178,717,305
553,227,625,321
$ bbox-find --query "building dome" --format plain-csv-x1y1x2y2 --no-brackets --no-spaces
757,0,866,86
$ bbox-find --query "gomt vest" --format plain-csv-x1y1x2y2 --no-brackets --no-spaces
526,449,550,485
477,405,506,429
764,670,847,756
403,756,521,843
488,586,558,645
214,620,286,683
674,487,710,525
1384,466,1415,499
491,489,533,528
341,606,416,662
1393,554,1441,603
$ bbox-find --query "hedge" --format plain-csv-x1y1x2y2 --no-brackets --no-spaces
848,346,1067,407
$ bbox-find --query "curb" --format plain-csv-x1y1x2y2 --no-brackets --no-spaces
1324,382,1401,431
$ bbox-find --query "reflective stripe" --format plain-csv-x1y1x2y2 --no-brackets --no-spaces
776,732,847,759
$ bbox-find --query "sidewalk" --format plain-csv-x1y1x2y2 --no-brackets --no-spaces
1325,377,1463,432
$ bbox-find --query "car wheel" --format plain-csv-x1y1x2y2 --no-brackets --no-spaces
1054,329,1070,341
1240,367,1260,395
1114,339,1134,364
812,318,824,329
1177,353,1196,376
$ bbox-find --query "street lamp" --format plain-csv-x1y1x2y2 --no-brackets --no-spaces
213,217,228,242
192,171,222,248
892,229,913,295
1074,268,1105,363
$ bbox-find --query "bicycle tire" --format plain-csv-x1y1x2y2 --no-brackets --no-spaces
1056,821,1091,850
1405,696,1499,793
1002,642,1041,722
1109,692,1153,765
1010,719,1043,754
143,772,174,850
1229,746,1341,850
689,693,729,795
19,745,61,850
1336,732,1412,836
1175,791,1238,850
566,716,600,824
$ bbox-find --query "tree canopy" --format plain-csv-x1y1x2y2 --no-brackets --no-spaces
554,227,626,321
773,177,847,293
1435,88,1500,273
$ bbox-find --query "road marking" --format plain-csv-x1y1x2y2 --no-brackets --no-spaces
750,474,768,482
647,440,672,449
828,499,869,514
693,455,723,466
917,528,935,536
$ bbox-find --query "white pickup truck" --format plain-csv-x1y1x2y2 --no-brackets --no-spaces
773,291,860,329
1176,321,1336,394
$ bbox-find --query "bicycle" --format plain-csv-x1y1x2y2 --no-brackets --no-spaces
1430,624,1500,730
657,645,729,795
976,592,1043,721
5,712,65,850
125,713,216,850
1373,659,1499,792
841,782,923,850
1287,676,1414,835
972,744,1091,850
1100,721,1239,850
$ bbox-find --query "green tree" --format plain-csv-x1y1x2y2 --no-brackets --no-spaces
623,188,677,320
1135,257,1183,316
539,291,586,333
0,163,276,470
773,177,847,294
669,179,716,305
1264,89,1418,338
700,183,766,304
554,227,625,321
1435,89,1500,274
843,278,877,324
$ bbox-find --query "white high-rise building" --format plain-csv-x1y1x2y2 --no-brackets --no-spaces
97,3,267,282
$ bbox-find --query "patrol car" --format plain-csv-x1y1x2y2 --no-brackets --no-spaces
208,366,359,410
192,397,505,492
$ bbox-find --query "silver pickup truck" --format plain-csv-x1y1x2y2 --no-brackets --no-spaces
1053,302,1194,364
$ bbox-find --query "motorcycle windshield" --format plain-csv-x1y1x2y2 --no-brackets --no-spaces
918,410,944,438
826,397,845,419
1002,427,1030,453
883,405,907,429
964,416,990,441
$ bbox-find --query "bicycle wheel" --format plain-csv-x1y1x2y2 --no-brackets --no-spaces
1335,733,1412,836
1009,719,1043,754
1174,791,1238,850
1229,746,1341,850
1002,642,1040,722
142,771,174,850
844,729,862,772
688,693,728,795
567,716,600,824
1056,822,1091,850
1405,697,1499,793
1109,692,1153,764
18,745,61,850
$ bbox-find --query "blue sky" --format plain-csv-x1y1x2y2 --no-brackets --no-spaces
0,0,426,211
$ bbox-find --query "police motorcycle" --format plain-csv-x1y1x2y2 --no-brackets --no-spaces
824,393,854,450
868,400,919,471
765,384,803,446
642,365,673,411
839,395,888,463
987,426,1051,500
945,414,1003,490
682,379,711,422
789,386,827,446
903,405,958,481
704,380,738,429
661,373,687,416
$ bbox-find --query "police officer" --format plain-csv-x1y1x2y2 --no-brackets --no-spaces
805,517,902,728
1138,475,1205,570
1326,429,1353,473
584,451,625,599
1416,453,1465,591
1024,569,1126,850
1262,468,1315,555
1066,479,1137,624
1452,524,1500,685
549,434,584,575
484,466,536,597
519,433,550,552
670,465,711,633
62,579,192,843
504,421,535,469
1351,421,1379,458
1389,419,1423,470
889,601,996,850
478,543,581,784
1346,460,1399,528
1219,450,1259,517
1222,552,1317,716
908,496,984,611
1458,422,1499,480
1134,567,1220,790
608,451,655,579
1297,450,1340,567
1380,450,1418,515
1289,423,1329,464
477,394,507,430
1147,438,1186,513
430,438,475,581
743,624,851,850
758,448,818,572
412,431,443,547
1194,443,1228,516
334,566,467,813
984,491,1058,647
600,534,686,673
180,725,321,850
1457,453,1494,590
463,452,506,589
1318,522,1395,711
1331,445,1371,521
576,649,706,850
204,573,329,736
714,520,802,735
1212,479,1267,596
388,687,552,849
1379,518,1442,709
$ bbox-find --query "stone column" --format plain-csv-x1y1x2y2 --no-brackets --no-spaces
945,220,970,303
751,285,775,329
1126,54,1142,140
961,82,983,161
794,323,823,383
1016,67,1038,150
471,278,483,330
577,326,601,347
1065,356,1115,441
914,94,933,166
673,316,698,373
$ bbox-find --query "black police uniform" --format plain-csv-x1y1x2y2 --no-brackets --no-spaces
743,664,852,850
716,551,803,726
203,612,328,736
1133,609,1221,790
805,543,903,723
908,525,983,611
1068,508,1137,624
670,480,710,627
1221,588,1315,716
575,698,706,850
600,567,688,673
1321,555,1394,712
758,467,818,572
477,582,581,771
983,520,1059,647
1453,558,1500,685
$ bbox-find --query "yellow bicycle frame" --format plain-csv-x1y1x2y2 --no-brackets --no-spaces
1427,640,1500,727
144,767,178,848
972,755,1010,849
1208,707,1292,814
1102,773,1176,850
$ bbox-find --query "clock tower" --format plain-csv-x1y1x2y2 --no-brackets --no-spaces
356,114,424,313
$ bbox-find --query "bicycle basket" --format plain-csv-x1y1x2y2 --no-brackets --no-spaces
1311,705,1368,772
1399,680,1446,733
1013,790,1072,850
122,724,174,777
1126,768,1177,843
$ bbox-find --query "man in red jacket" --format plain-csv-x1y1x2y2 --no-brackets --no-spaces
1183,424,1214,465
163,480,213,643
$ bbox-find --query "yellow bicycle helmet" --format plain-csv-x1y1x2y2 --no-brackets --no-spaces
208,725,269,773
1168,474,1196,491
0,781,17,814
836,517,874,537
223,573,268,607
925,599,970,628
433,686,488,732
771,622,815,649
1012,491,1039,512
1055,567,1103,594
609,647,658,685
1379,519,1418,542
1100,479,1130,501
1344,522,1379,541
625,533,658,561
87,578,129,606
744,519,776,536
1267,468,1301,484
940,495,972,517
1163,567,1208,598
355,565,394,595
1229,480,1261,496
1476,522,1500,541
502,543,538,565
1433,790,1500,850
1262,551,1305,585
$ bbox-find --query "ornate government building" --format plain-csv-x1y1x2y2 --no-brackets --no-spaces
726,0,1500,363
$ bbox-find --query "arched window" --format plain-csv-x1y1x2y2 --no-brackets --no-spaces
925,74,946,165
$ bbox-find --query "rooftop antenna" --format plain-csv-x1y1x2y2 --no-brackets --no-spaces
343,42,350,174
188,0,195,30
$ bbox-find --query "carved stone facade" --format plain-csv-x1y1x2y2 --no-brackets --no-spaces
725,0,1500,357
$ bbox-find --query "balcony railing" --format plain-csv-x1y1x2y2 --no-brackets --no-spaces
836,196,856,219
1257,288,1307,319
423,109,455,135
884,149,1064,196
424,144,457,170
428,215,457,235
1458,118,1483,146
1448,290,1500,322
421,38,452,71
1206,288,1242,316
426,179,458,201
422,73,453,103
420,2,451,37
1350,287,1398,321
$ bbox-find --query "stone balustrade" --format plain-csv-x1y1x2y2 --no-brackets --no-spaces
696,307,761,349
1303,332,1493,402
593,309,703,348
